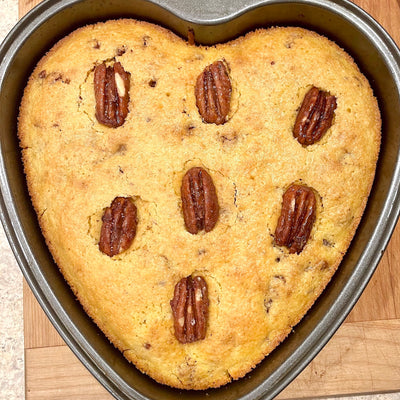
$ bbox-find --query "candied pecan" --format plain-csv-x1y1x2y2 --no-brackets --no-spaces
170,275,209,344
275,184,316,254
181,167,219,234
195,60,231,124
99,197,137,257
293,86,337,145
94,62,130,128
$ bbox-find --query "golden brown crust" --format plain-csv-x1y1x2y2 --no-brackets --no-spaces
18,19,381,390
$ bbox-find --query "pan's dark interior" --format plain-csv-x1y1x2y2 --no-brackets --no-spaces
1,1,399,399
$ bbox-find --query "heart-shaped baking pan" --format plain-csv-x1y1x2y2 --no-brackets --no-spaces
1,0,400,399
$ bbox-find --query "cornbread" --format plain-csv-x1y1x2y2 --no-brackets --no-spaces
18,19,381,390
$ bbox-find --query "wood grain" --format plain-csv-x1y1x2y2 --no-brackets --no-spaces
26,346,111,399
18,0,38,18
346,223,400,323
24,281,400,399
279,320,400,399
21,0,400,398
23,280,64,349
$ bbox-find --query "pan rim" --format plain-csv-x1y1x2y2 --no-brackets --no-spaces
1,0,400,399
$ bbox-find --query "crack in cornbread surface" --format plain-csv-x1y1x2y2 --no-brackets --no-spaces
18,19,381,390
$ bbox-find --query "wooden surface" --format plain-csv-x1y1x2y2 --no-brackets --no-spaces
21,0,400,398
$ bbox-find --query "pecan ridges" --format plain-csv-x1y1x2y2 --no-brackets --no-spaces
181,167,219,234
94,62,131,128
195,60,232,125
99,197,137,257
170,275,209,344
275,184,316,254
293,86,337,145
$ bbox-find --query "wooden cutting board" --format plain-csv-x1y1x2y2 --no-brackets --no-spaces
22,0,400,398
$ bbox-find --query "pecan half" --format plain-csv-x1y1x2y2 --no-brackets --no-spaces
275,184,316,254
99,197,137,257
94,62,131,128
293,86,337,145
181,167,219,234
170,275,209,344
195,60,231,125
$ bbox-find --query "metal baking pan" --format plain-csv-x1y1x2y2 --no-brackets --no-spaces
1,0,399,399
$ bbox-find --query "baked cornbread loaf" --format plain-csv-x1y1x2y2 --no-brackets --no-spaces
18,19,381,390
